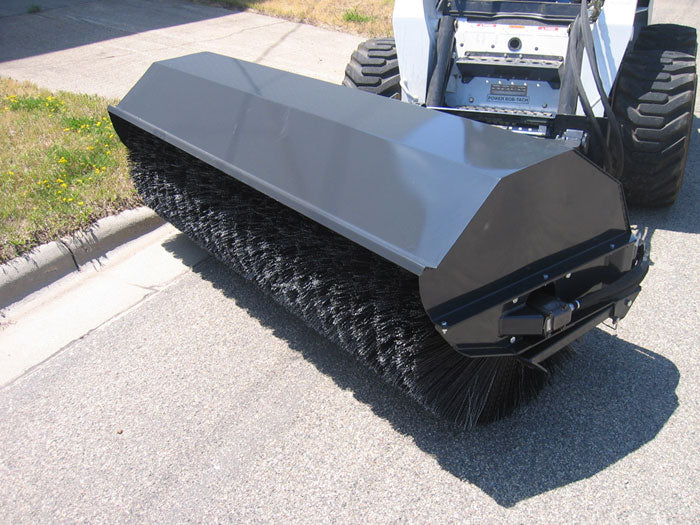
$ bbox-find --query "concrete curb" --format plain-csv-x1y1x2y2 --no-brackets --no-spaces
0,207,164,309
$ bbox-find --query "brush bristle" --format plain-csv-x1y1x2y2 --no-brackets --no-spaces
120,121,565,428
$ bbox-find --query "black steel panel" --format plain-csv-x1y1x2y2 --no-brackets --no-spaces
110,52,638,357
109,52,573,275
447,0,580,22
419,149,631,349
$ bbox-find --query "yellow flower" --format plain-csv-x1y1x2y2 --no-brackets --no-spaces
58,157,67,163
63,128,70,132
106,150,111,155
96,121,101,127
78,201,84,206
7,171,14,175
76,179,82,184
61,183,67,188
100,166,106,171
62,197,66,202
87,146,94,150
57,190,62,194
56,178,63,183
33,206,38,210
67,197,73,202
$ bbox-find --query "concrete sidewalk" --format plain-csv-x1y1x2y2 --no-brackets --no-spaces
0,0,363,98
0,224,209,386
0,0,366,384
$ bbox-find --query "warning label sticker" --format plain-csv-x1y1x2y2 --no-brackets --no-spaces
488,84,529,105
486,94,530,104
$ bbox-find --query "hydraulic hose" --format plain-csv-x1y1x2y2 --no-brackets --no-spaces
578,0,625,178
569,1,625,177
559,18,584,115
426,15,455,107
567,13,610,167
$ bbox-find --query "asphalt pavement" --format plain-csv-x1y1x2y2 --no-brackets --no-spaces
1,0,699,522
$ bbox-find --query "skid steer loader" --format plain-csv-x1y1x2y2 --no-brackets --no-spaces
345,0,697,207
108,0,695,426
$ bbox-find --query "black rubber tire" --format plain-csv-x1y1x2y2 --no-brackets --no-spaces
342,38,401,99
613,24,697,207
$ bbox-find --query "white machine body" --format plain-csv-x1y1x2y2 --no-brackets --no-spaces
393,0,642,120
392,0,440,104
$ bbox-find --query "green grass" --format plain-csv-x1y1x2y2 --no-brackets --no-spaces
26,4,42,14
0,78,140,263
199,0,393,37
342,8,375,23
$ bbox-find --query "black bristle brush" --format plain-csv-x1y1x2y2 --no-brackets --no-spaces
124,123,565,428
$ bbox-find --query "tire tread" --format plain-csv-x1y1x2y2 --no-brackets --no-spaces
613,24,697,206
342,38,401,98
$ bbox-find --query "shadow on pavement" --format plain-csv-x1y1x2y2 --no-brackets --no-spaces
153,114,694,506
0,0,233,63
151,93,693,512
162,236,679,508
146,91,696,511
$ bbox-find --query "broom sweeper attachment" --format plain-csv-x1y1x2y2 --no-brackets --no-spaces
109,52,648,427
